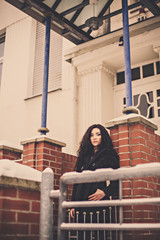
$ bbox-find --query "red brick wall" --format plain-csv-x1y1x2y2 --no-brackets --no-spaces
109,122,160,240
1,121,160,240
0,181,40,240
62,153,77,201
0,146,22,161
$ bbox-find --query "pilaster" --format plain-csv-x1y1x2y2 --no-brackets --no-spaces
74,58,115,141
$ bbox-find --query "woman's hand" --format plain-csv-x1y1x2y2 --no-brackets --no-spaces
70,208,75,218
88,189,105,201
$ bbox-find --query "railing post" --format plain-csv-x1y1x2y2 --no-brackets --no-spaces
40,168,54,240
119,180,123,240
58,180,67,240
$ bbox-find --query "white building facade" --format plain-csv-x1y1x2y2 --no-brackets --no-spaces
0,0,160,155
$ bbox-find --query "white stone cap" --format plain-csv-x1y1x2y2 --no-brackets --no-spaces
105,113,158,131
21,135,66,147
0,140,23,152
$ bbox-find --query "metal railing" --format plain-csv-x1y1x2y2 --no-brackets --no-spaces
40,162,160,240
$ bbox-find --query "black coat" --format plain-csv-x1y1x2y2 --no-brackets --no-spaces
71,147,120,202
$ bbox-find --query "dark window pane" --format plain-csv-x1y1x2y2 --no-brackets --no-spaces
131,67,140,81
157,89,160,97
0,37,5,58
147,91,153,102
149,107,154,118
158,109,160,117
137,94,150,117
157,99,160,107
123,97,126,105
117,71,125,85
134,94,139,106
156,61,160,74
142,63,154,78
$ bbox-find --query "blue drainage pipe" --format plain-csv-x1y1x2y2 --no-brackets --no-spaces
40,15,51,135
122,0,132,108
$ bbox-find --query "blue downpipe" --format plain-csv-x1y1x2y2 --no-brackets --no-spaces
41,15,51,135
122,0,132,108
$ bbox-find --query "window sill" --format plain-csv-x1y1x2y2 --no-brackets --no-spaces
24,87,62,101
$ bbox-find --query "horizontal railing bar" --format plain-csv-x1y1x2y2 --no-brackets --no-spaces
61,223,160,231
61,163,160,184
62,197,160,208
50,189,60,198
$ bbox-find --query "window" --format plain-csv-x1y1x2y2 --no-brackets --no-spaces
156,61,160,74
131,67,140,81
123,90,160,119
117,61,159,86
117,71,125,85
142,63,154,78
117,67,140,85
32,22,62,96
0,34,5,87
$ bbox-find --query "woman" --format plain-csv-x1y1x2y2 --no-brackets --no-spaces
70,124,120,240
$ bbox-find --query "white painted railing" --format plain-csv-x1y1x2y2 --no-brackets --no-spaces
40,163,160,240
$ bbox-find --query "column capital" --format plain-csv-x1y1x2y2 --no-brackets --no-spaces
78,62,115,76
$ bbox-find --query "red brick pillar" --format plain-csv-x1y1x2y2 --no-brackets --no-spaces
0,145,22,160
106,114,160,240
21,137,66,188
21,136,66,239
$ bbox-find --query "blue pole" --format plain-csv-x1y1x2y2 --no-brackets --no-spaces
40,15,51,135
122,0,132,108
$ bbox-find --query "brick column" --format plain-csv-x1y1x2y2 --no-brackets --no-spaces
106,114,160,240
21,137,66,188
0,145,22,160
21,136,67,239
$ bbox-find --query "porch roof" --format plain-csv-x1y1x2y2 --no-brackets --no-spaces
5,0,160,45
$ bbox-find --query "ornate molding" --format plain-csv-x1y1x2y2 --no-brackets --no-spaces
78,64,115,77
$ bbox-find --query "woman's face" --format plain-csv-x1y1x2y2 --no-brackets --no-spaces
90,128,102,148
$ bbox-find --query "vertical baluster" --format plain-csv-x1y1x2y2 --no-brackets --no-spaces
119,180,123,240
96,211,100,240
90,212,93,240
83,212,86,240
109,206,112,240
76,211,79,240
103,209,106,240
68,209,71,240
115,206,118,240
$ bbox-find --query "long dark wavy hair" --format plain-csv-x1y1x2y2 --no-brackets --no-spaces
75,124,114,171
